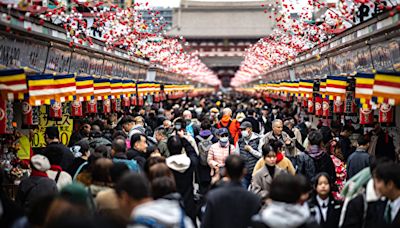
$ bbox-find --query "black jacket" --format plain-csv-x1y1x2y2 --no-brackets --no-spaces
309,195,342,228
243,116,261,134
342,193,390,228
346,149,370,179
43,142,74,171
201,181,261,228
258,116,272,134
127,148,147,170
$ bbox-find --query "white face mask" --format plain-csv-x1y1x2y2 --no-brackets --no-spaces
241,130,249,138
219,137,229,143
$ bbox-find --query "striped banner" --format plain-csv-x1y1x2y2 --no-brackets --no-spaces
320,78,327,98
0,69,28,100
94,77,111,100
110,78,123,99
373,71,400,105
54,74,76,102
299,79,313,97
326,75,347,99
355,72,375,104
122,79,136,97
76,76,94,101
27,74,55,106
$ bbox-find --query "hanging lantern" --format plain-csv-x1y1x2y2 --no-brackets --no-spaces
333,99,344,114
131,96,137,106
378,103,394,123
315,96,323,117
345,77,357,115
86,99,98,114
307,97,314,114
70,100,83,117
122,97,130,107
322,99,331,118
49,101,63,119
22,101,33,125
359,107,374,125
138,96,144,106
103,99,111,114
301,97,307,108
111,99,121,112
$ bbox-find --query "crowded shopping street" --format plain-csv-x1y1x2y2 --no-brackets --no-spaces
0,0,400,228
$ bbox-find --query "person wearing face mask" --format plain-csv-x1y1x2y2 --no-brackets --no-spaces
236,121,262,188
207,128,236,177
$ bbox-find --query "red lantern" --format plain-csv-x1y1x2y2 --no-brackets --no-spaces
131,96,137,106
322,99,330,118
70,100,83,117
0,99,7,134
359,107,374,125
378,103,393,123
122,97,130,107
22,101,33,125
86,99,98,114
307,97,314,113
138,96,144,106
103,99,111,114
49,102,63,119
333,99,344,114
111,99,121,112
315,96,323,117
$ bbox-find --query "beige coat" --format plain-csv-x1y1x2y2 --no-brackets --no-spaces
249,166,285,199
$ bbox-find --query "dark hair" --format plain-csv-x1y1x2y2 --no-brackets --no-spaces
262,144,276,157
28,194,56,226
110,163,130,183
148,163,174,182
200,119,212,130
130,134,145,149
120,116,134,125
94,145,111,158
91,158,113,183
115,173,150,200
374,162,400,189
144,156,166,177
297,174,312,194
167,135,183,156
76,141,90,156
370,156,392,174
313,172,333,197
357,135,370,146
45,126,59,140
112,138,126,155
43,147,63,165
225,155,245,180
247,109,255,116
342,125,355,133
269,139,283,153
308,131,323,146
269,173,302,204
319,126,333,145
112,131,127,140
155,127,168,138
151,176,177,199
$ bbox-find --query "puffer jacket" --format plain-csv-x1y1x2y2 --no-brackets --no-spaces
238,133,262,175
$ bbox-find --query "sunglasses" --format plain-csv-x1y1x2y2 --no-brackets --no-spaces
220,133,229,137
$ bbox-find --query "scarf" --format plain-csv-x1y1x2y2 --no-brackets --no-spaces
308,145,324,159
50,165,63,172
276,152,284,163
31,169,48,177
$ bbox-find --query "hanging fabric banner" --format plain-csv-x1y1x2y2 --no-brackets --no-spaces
0,69,27,100
76,76,94,101
27,74,55,106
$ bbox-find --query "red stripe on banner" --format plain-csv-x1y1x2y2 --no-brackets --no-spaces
374,80,400,88
356,84,374,89
94,86,109,90
2,79,27,86
327,84,347,89
77,84,93,89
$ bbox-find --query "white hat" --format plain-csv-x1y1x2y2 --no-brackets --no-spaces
31,154,51,172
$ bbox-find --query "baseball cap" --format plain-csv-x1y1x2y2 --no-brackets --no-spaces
240,121,253,129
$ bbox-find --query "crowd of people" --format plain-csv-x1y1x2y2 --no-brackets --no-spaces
1,93,399,228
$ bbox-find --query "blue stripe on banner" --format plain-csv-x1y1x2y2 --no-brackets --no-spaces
375,71,400,76
111,79,123,83
76,76,94,81
94,78,110,83
54,74,74,80
0,68,24,76
28,74,53,80
372,97,378,103
356,72,375,79
327,75,347,81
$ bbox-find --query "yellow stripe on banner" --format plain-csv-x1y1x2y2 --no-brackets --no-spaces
360,98,366,104
0,73,26,82
76,81,93,86
377,97,384,104
375,74,400,83
94,82,109,87
329,95,334,100
356,78,374,85
44,99,51,105
54,78,75,84
327,80,347,86
29,79,54,86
